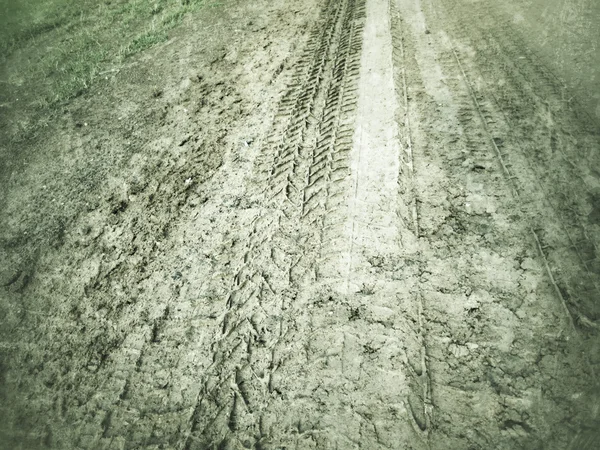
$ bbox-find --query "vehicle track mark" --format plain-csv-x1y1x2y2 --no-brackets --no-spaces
436,0,600,330
179,0,368,446
447,37,577,331
391,6,432,442
262,0,347,215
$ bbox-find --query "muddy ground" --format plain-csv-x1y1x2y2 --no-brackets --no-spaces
1,0,600,448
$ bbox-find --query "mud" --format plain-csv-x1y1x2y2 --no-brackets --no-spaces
1,0,600,448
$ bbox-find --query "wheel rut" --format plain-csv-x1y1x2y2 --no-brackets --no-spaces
180,0,372,446
435,0,600,330
393,0,600,448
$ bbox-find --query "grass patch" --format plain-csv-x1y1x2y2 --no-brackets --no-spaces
121,29,170,57
0,0,209,112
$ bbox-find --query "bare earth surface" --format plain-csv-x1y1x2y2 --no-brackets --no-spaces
1,0,600,448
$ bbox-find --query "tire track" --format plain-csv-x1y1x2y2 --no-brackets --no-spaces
63,1,353,444
179,0,368,446
442,23,578,331
271,0,433,446
261,0,347,216
391,6,432,442
395,0,600,447
435,0,600,329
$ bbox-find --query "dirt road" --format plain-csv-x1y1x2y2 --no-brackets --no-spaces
1,0,600,448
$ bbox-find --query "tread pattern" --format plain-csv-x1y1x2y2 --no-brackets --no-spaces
180,0,367,447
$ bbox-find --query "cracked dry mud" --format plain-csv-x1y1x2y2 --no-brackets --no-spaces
1,0,600,448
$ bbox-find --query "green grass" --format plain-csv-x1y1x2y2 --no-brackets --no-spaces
0,0,209,110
